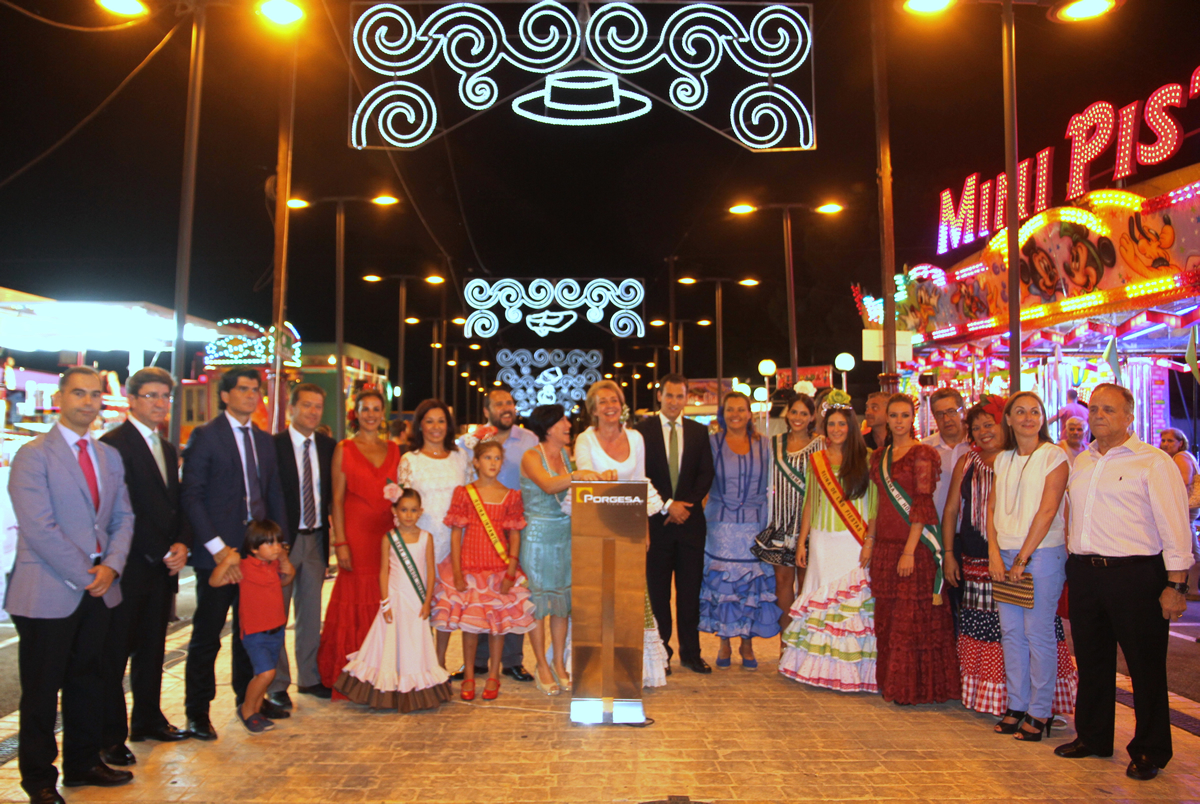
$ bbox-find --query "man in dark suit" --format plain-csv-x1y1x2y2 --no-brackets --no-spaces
635,373,715,674
5,367,135,804
268,383,335,705
98,368,192,768
181,368,289,740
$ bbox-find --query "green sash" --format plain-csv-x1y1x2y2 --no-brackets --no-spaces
771,434,807,497
386,529,426,602
880,446,944,604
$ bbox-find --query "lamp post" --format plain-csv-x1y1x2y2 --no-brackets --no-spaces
900,0,1122,393
288,195,399,440
362,271,444,415
162,0,304,444
835,352,856,392
758,358,777,432
677,276,759,397
649,318,710,376
729,202,843,384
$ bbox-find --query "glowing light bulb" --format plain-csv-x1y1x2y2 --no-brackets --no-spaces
613,362,624,368
697,319,712,326
649,319,666,327
425,275,445,284
258,0,304,26
646,362,655,368
469,344,481,350
738,279,759,286
404,317,419,324
758,359,776,376
729,203,757,214
327,355,337,366
363,274,382,282
815,202,843,214
371,195,399,205
286,198,309,209
678,277,697,285
1049,0,1118,22
97,0,148,17
902,0,957,14
452,317,466,325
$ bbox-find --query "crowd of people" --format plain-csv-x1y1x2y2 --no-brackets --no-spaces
4,364,1197,804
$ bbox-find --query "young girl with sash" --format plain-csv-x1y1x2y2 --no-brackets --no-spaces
869,393,960,705
431,441,539,701
335,487,452,712
779,392,879,693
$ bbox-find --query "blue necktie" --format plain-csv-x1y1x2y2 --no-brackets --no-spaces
240,426,267,521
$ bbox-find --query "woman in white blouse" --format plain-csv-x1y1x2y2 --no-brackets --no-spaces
986,391,1071,742
573,380,668,687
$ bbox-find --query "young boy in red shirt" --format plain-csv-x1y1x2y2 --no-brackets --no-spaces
210,520,294,734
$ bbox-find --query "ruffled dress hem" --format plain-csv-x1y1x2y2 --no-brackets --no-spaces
430,558,537,635
334,672,452,712
698,560,783,639
779,568,877,693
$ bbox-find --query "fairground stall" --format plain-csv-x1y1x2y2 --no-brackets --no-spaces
857,164,1200,443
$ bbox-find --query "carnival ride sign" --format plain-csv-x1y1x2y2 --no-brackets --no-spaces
495,347,603,415
350,1,815,152
204,319,302,368
464,277,644,338
857,181,1200,349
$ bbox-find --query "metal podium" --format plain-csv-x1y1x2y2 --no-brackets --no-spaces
569,480,648,725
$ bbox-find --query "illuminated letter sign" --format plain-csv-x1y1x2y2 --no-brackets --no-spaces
937,174,977,255
349,1,815,152
464,278,645,338
1137,83,1187,166
495,348,603,415
1065,101,1116,200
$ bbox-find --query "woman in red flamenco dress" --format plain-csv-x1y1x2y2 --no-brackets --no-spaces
870,393,961,705
318,390,401,698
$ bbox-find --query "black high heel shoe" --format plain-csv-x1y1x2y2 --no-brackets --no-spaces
994,709,1027,734
1014,714,1052,741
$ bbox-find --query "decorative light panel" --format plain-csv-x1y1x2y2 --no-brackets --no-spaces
496,348,603,415
464,277,645,338
349,1,815,152
205,319,302,368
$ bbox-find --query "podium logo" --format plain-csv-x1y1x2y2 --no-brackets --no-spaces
574,487,644,505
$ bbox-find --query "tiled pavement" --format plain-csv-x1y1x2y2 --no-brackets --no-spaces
1,590,1198,804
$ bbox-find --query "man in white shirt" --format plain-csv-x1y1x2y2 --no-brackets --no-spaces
922,387,970,518
1056,383,1192,781
1057,416,1086,466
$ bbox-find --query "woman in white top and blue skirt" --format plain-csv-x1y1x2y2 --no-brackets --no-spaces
987,391,1073,741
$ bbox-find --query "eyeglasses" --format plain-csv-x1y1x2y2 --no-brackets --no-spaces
931,407,962,420
136,392,173,402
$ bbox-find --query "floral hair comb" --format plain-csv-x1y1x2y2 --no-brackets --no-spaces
821,388,853,414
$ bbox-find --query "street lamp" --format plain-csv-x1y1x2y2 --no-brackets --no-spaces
649,318,710,375
163,0,303,444
730,201,843,385
758,358,777,431
97,0,149,16
361,272,445,415
677,276,758,396
289,194,401,439
835,352,856,392
901,0,1121,393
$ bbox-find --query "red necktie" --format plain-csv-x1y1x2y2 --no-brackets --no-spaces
76,440,100,511
77,440,102,554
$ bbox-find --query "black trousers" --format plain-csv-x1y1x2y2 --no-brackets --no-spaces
1067,554,1172,766
646,535,704,661
184,568,252,720
474,632,525,668
13,595,111,794
101,564,173,746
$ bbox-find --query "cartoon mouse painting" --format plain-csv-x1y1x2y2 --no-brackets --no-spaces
1019,239,1064,302
1060,221,1116,295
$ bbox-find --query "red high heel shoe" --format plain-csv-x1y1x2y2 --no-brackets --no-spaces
460,679,476,701
483,677,501,700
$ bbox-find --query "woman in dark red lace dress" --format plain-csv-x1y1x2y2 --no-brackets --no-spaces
318,390,402,698
870,393,960,705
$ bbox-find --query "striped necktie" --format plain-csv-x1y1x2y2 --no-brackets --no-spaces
301,438,316,529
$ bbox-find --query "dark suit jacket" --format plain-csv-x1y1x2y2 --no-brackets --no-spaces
181,413,289,570
636,414,715,548
273,429,335,564
100,420,191,589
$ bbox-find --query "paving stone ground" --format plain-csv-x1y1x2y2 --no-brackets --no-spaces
1,579,1198,804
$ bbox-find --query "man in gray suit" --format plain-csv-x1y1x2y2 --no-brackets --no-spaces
5,367,135,804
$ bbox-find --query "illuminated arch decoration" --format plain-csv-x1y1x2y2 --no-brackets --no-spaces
205,319,302,368
496,348,603,415
350,1,815,152
464,277,644,338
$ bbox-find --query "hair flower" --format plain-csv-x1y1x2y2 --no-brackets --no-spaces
383,481,402,504
822,388,853,413
793,380,817,397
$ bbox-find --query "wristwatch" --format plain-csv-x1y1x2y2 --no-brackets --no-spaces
1166,581,1190,595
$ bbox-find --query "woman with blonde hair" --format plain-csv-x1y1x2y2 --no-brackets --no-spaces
572,380,670,687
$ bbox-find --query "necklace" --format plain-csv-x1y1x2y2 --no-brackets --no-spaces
1003,447,1034,518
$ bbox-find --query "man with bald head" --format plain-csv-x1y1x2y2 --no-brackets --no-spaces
1058,416,1086,466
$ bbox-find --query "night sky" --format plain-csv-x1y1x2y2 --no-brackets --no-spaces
2,0,1198,406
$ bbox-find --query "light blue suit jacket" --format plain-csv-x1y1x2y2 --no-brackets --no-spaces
4,425,135,618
